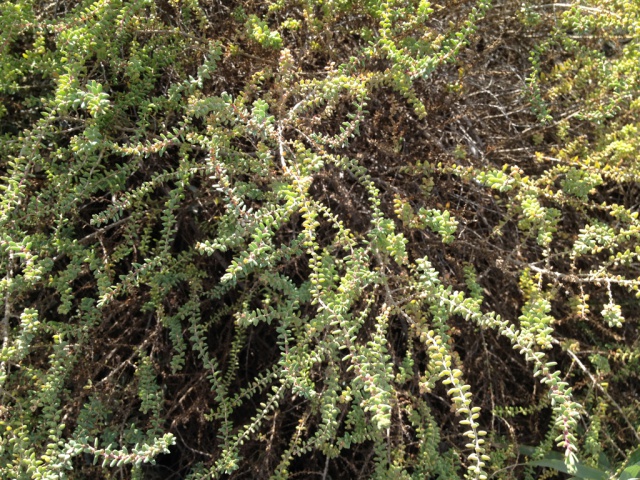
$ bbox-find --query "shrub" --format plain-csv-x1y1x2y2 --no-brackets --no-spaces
1,0,639,478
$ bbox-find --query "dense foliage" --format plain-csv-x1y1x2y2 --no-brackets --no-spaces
1,0,639,478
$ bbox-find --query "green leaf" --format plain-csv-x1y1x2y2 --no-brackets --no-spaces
619,448,640,480
528,451,607,480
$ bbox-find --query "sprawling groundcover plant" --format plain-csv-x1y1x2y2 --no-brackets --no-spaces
1,0,639,478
